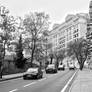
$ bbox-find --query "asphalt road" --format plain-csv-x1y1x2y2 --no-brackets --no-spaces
0,69,75,92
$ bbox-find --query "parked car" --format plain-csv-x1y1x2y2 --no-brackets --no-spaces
23,67,43,80
69,64,75,70
58,64,65,70
45,64,57,73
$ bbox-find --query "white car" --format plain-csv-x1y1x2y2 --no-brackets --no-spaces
69,64,75,70
58,64,65,70
23,67,43,79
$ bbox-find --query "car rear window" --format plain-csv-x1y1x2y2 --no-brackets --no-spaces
27,68,38,72
48,64,55,68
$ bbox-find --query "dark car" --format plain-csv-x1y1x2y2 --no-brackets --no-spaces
45,64,57,73
58,64,65,70
23,67,43,80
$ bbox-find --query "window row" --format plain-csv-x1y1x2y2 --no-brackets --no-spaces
73,33,79,38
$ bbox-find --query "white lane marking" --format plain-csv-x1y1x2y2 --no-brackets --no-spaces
38,78,46,81
23,82,36,87
9,88,18,92
60,70,78,92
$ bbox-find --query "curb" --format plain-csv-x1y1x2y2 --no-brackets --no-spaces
0,70,45,82
0,75,23,82
61,69,78,92
68,70,78,92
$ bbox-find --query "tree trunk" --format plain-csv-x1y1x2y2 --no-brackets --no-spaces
30,40,36,67
80,63,83,70
56,58,59,69
50,57,53,64
30,48,35,67
0,67,2,78
80,60,85,70
0,41,6,78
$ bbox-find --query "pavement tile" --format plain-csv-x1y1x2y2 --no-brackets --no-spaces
70,69,92,92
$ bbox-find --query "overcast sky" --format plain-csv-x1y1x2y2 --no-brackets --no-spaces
0,0,90,25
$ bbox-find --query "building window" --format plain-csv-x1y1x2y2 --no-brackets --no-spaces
73,29,79,34
73,34,76,38
73,33,79,38
73,30,76,33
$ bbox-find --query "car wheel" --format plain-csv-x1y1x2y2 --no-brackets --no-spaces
54,71,56,73
46,71,48,74
41,74,43,78
23,77,26,80
37,75,40,79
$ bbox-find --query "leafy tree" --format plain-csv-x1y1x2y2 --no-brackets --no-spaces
67,38,88,70
34,40,44,62
41,30,53,65
0,6,16,78
15,35,26,69
54,49,65,68
23,12,50,67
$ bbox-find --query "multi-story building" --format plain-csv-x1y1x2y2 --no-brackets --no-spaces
86,0,92,59
49,13,88,52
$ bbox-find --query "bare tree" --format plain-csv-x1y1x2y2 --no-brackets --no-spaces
23,12,50,67
67,38,88,70
41,30,53,65
54,49,65,68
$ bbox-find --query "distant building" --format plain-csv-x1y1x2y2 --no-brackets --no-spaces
49,13,88,52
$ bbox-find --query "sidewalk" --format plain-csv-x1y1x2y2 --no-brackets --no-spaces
0,73,24,82
0,69,45,82
70,69,92,92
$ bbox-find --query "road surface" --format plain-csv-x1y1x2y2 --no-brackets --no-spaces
0,69,75,92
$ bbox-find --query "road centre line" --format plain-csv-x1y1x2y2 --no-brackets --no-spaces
60,70,78,92
9,88,18,92
23,82,36,87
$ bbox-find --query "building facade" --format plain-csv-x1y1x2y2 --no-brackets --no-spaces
49,13,88,52
86,0,92,59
